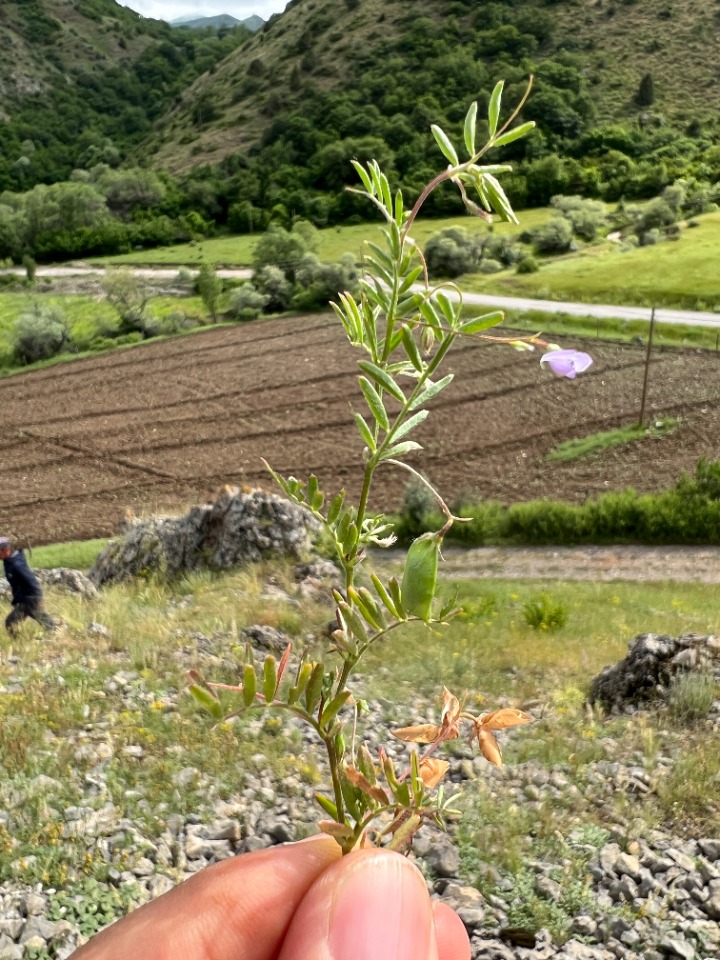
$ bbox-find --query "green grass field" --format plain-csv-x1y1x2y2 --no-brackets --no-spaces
0,293,210,370
92,209,553,268
465,211,720,310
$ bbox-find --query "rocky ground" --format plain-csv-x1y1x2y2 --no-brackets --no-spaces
0,635,718,960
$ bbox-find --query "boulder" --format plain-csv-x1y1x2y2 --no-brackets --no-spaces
88,487,320,587
589,633,720,712
0,568,97,601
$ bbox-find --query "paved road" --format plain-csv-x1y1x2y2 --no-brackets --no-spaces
379,545,720,583
2,265,719,330
453,290,720,330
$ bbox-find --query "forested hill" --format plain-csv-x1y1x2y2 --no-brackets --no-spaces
0,0,253,191
146,0,720,179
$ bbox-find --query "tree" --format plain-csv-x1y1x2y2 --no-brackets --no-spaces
252,221,319,282
636,73,655,107
102,269,155,337
196,262,223,322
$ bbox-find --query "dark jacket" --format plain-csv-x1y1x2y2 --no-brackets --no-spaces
3,550,43,605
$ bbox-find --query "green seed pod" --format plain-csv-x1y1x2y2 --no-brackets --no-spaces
263,656,278,702
304,663,325,714
242,664,257,708
401,531,442,621
320,689,351,728
288,662,313,705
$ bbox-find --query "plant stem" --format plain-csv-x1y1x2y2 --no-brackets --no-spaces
324,734,346,824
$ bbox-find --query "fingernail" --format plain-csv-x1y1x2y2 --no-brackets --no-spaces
329,852,436,960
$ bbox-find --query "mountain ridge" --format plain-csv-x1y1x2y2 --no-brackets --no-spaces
144,0,720,175
170,13,264,31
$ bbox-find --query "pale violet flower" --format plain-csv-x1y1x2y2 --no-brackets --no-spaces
540,349,593,379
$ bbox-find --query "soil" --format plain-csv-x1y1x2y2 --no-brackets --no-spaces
2,314,719,545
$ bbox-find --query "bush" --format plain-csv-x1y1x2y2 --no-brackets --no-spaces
550,196,608,242
254,265,293,312
478,258,503,275
639,228,660,246
13,303,70,364
227,283,269,321
252,220,319,282
291,253,359,309
516,256,539,274
532,218,573,254
523,594,569,631
425,228,478,278
634,198,675,234
101,269,156,337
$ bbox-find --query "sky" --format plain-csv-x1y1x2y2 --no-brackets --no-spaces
117,0,287,22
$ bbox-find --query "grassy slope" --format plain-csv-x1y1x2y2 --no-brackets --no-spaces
0,0,163,108
464,211,720,310
145,0,720,172
0,567,717,903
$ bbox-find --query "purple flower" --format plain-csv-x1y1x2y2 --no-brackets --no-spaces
540,349,593,379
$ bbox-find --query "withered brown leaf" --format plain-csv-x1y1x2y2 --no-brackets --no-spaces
419,757,450,788
480,708,533,731
476,727,503,766
392,723,442,744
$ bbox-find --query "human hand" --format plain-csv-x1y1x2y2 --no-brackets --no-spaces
72,835,471,960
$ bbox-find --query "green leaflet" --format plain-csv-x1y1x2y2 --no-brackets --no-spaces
359,376,389,432
492,121,535,149
357,361,406,403
391,409,428,443
409,374,454,411
464,100,478,156
488,80,504,138
431,124,459,166
459,311,504,335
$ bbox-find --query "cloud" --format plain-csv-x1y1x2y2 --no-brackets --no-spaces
118,0,286,21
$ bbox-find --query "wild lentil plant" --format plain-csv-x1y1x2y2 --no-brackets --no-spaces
190,80,592,854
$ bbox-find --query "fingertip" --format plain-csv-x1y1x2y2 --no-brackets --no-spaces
432,901,471,960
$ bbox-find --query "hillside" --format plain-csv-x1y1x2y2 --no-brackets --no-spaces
0,0,253,190
145,0,720,175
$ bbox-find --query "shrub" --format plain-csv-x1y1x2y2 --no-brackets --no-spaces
254,265,293,312
13,303,70,364
424,228,478,278
639,228,660,246
478,258,503,274
523,594,569,631
550,196,608,242
532,218,573,254
252,220,319,282
227,283,269,321
634,198,675,234
291,253,359,309
101,269,156,337
516,256,539,274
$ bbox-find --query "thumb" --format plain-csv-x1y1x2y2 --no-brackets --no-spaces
279,849,440,960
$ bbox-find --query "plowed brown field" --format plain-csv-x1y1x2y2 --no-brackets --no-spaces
1,315,719,544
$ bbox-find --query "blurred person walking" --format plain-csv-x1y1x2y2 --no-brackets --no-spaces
0,537,54,635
